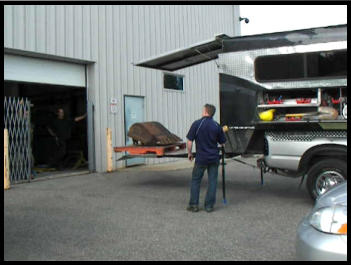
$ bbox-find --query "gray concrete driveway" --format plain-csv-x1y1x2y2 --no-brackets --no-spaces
4,158,313,261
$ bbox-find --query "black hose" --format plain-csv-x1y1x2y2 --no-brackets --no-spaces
221,146,227,205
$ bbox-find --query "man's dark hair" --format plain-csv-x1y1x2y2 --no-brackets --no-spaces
204,104,216,117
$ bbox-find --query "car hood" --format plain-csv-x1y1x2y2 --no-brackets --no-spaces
315,181,347,209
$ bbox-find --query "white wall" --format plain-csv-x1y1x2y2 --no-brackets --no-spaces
4,5,240,172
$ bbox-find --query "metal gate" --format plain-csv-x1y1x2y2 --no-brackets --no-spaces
4,97,32,183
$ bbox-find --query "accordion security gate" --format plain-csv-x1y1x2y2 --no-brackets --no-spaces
4,97,32,183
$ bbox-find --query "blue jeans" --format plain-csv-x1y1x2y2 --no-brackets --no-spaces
189,162,219,208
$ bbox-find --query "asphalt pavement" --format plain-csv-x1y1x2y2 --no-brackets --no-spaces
4,158,314,261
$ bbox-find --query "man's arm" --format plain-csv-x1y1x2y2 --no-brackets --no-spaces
74,113,87,122
47,126,59,144
186,120,198,162
187,140,194,161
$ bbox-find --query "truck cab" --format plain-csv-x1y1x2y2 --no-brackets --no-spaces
135,24,347,200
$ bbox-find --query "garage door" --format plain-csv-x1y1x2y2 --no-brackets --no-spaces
4,54,86,87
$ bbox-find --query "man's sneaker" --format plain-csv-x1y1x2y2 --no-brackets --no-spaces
205,207,214,213
186,205,199,212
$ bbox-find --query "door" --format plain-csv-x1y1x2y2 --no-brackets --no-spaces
135,34,229,72
5,54,90,174
4,54,86,87
124,96,145,166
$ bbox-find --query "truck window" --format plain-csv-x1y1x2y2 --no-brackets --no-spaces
255,49,346,82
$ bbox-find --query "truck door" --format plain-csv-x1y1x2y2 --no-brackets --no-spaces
219,73,265,155
220,73,261,126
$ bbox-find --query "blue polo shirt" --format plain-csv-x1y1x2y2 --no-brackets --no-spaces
186,116,226,165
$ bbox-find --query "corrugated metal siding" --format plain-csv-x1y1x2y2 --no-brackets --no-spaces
4,5,240,172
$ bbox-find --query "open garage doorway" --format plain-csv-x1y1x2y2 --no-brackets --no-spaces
4,81,89,180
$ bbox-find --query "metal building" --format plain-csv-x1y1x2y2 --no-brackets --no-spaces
4,5,240,174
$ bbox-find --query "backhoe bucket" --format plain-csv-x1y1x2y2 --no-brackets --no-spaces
128,121,182,146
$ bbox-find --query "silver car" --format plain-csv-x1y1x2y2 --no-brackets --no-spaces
296,181,347,261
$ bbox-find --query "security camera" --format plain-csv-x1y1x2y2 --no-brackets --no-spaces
239,17,250,24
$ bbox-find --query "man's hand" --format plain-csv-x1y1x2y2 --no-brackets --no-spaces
187,140,193,162
74,113,87,122
188,153,194,161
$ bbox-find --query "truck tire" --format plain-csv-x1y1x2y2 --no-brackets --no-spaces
306,159,347,200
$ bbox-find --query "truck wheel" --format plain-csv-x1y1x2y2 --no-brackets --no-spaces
306,159,347,200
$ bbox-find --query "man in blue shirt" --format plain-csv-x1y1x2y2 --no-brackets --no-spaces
186,104,226,213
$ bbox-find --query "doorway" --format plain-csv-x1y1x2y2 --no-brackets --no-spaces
4,81,89,181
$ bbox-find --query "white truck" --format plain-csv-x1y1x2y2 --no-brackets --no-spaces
135,24,347,200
